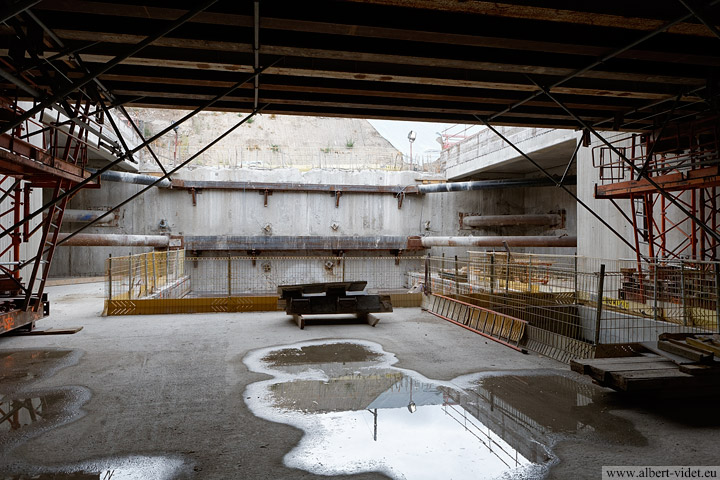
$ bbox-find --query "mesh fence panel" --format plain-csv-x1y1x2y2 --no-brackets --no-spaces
421,252,719,345
107,253,424,299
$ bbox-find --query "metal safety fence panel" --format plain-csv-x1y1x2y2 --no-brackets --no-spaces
105,253,423,315
418,252,720,362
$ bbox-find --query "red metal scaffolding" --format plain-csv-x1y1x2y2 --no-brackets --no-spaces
0,97,99,333
594,116,720,265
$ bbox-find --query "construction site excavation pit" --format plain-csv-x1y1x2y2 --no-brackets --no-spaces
243,340,645,480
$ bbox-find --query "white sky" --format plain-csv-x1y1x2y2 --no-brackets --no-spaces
367,119,479,158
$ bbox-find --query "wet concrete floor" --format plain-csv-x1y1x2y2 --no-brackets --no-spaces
244,340,649,480
1,282,719,479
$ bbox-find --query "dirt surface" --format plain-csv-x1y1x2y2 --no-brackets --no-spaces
0,282,718,479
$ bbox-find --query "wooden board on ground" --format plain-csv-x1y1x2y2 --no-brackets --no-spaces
7,327,83,336
639,341,698,365
570,355,666,375
571,354,720,395
658,339,714,363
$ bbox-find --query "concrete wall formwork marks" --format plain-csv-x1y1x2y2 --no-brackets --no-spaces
51,169,424,277
51,163,580,276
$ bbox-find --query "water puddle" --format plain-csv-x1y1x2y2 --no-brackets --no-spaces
0,349,81,390
245,340,644,480
0,349,187,479
2,455,186,480
0,386,91,453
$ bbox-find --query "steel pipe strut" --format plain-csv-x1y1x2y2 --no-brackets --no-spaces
463,214,561,227
57,233,169,247
89,169,172,188
417,176,574,193
419,236,576,247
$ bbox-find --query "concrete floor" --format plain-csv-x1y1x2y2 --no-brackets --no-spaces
1,282,719,479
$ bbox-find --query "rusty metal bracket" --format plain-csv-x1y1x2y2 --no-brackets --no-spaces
260,188,272,207
188,187,197,206
397,191,405,209
334,191,342,208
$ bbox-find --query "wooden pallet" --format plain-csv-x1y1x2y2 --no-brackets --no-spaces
571,355,720,395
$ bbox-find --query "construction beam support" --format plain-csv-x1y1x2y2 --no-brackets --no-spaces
1,0,220,135
57,233,170,247
462,214,561,228
414,235,576,248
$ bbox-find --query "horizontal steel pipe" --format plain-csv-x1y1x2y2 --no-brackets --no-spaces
463,214,561,227
184,235,415,251
419,235,576,247
63,209,113,224
89,169,172,188
57,233,169,247
417,176,575,193
173,179,409,194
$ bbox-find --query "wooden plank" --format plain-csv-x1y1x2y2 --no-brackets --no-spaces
6,327,83,335
570,356,665,374
639,341,698,365
277,281,367,296
658,340,713,363
609,368,694,392
366,313,381,327
589,361,676,380
468,309,480,329
679,364,720,376
685,337,720,357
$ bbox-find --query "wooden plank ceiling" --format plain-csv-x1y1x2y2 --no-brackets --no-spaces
1,0,719,130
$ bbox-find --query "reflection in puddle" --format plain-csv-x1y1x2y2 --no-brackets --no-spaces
464,375,647,448
245,340,644,480
1,392,68,432
0,387,91,452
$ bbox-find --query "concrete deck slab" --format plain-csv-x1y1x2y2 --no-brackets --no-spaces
1,282,718,479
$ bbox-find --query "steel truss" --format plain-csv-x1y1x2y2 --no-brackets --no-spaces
0,96,100,330
0,1,271,335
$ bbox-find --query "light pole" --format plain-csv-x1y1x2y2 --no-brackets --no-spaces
408,130,416,169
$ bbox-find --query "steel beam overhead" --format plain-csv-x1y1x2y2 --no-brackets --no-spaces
1,0,221,135
0,1,717,129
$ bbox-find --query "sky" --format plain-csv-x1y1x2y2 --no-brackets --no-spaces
367,119,483,160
